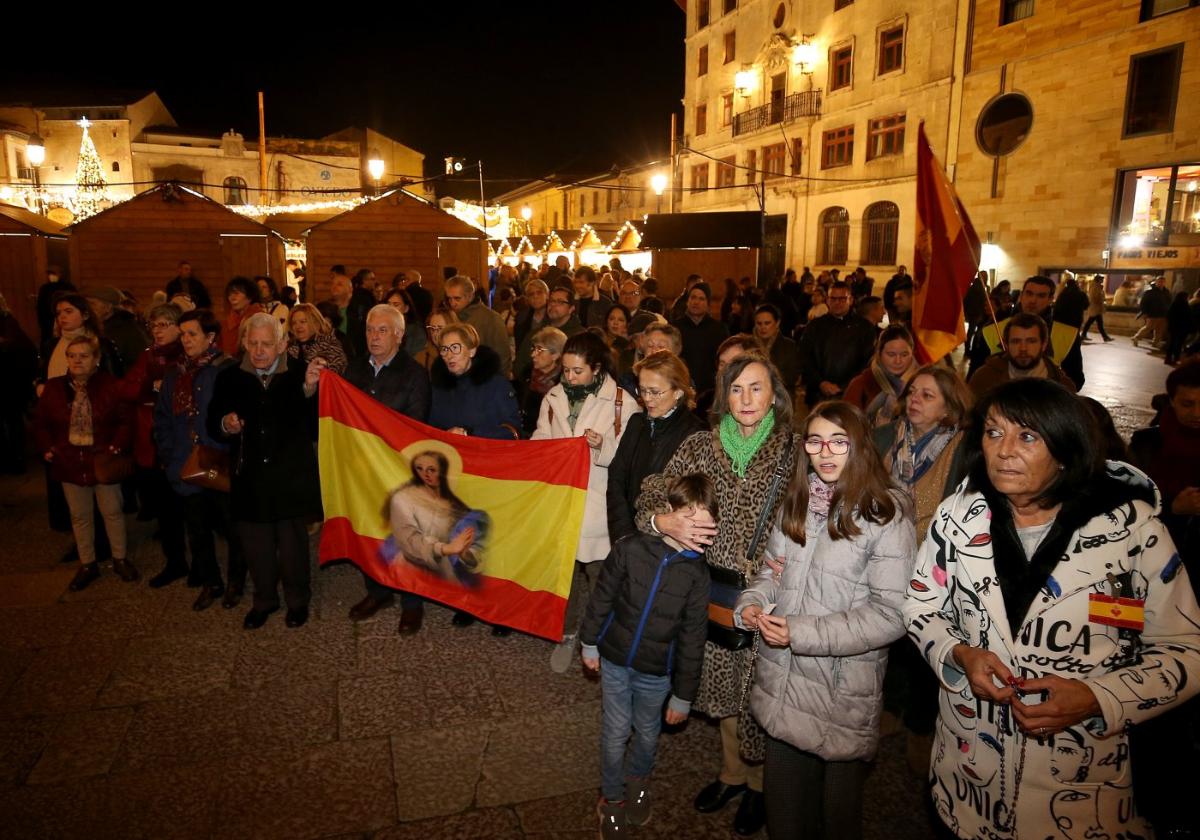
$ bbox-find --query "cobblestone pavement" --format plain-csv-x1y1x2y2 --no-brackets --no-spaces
0,339,1168,839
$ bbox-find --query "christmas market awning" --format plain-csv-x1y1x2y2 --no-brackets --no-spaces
639,211,763,249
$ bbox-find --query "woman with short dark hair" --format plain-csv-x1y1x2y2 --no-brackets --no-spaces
905,378,1200,839
221,276,262,356
520,325,566,437
154,309,245,607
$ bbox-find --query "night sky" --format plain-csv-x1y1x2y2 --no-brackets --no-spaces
1,4,685,199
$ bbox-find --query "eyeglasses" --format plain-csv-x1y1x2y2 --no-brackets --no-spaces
531,344,552,355
804,437,851,455
438,343,464,356
639,387,671,399
149,321,175,330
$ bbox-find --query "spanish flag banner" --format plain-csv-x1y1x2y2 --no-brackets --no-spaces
911,122,982,364
317,372,590,640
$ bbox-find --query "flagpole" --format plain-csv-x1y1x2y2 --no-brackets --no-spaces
982,277,1006,354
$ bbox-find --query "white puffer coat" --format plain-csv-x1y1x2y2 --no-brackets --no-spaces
734,489,916,761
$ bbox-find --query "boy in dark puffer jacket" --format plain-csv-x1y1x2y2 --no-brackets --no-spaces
581,473,713,838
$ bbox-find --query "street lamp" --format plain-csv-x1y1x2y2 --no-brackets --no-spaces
366,149,385,195
520,205,532,234
792,37,818,74
25,133,45,215
650,173,668,215
734,70,755,99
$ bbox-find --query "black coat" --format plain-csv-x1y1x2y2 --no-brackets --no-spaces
342,287,377,359
673,314,729,393
799,313,876,405
207,357,321,522
606,407,706,544
579,533,710,704
342,349,431,422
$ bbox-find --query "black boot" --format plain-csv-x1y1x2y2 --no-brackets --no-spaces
149,562,189,589
733,789,765,836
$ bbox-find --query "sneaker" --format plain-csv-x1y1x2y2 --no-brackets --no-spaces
626,779,652,826
550,633,578,673
597,798,627,838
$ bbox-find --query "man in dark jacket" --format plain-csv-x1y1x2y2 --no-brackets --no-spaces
209,313,320,630
1133,276,1172,349
581,473,713,835
753,303,800,394
312,304,432,635
165,261,213,310
83,286,149,372
799,282,876,406
573,266,614,329
673,282,728,394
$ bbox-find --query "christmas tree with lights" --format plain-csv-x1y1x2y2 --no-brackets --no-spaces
73,117,107,218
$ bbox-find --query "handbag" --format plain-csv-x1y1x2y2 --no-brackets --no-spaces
93,451,134,484
181,437,232,493
706,434,795,650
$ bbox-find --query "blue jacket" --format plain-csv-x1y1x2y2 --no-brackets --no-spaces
428,345,522,439
153,353,235,495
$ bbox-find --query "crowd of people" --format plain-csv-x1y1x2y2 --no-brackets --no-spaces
6,256,1200,840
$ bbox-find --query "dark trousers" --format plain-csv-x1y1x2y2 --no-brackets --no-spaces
146,469,186,568
0,399,26,473
362,570,422,609
764,736,868,840
881,640,939,734
1081,314,1111,340
239,517,311,611
183,489,245,590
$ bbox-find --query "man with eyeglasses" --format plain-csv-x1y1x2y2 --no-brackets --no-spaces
799,281,876,407
309,303,432,635
443,275,511,379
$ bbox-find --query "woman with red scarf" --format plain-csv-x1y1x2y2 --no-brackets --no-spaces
153,309,245,611
119,303,185,585
220,277,262,357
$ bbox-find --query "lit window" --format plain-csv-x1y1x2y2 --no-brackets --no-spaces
866,113,906,160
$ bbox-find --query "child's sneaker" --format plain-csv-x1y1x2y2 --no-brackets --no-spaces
597,798,627,838
625,779,652,826
550,633,578,674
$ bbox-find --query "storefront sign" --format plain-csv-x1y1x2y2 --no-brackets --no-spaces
1110,246,1200,269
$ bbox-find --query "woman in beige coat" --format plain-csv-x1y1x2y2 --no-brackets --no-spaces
533,330,639,672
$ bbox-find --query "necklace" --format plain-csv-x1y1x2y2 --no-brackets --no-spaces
996,705,1028,836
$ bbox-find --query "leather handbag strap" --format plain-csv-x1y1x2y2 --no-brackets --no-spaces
744,434,795,572
613,387,623,437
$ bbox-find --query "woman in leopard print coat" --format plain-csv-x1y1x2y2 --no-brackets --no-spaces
635,353,800,834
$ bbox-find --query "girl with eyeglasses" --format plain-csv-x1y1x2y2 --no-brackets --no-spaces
736,400,915,840
414,308,461,373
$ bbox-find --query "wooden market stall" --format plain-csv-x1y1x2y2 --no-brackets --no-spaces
605,220,651,275
640,211,762,306
0,204,68,339
66,183,286,317
303,189,487,303
569,224,609,268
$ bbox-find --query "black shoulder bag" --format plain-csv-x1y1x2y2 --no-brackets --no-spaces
706,435,795,650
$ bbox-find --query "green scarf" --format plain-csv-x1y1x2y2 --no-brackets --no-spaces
719,407,775,478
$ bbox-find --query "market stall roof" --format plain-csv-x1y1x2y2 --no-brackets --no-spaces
608,220,645,253
0,203,66,236
541,231,569,253
568,224,606,251
490,238,516,257
300,188,483,239
639,211,763,249
514,235,546,255
63,182,282,238
266,210,346,241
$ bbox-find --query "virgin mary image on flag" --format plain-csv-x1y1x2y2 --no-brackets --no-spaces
381,443,491,587
317,372,589,640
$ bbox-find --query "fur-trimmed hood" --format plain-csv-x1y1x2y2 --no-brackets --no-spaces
430,344,503,390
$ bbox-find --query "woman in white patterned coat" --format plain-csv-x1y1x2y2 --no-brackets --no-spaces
903,379,1200,840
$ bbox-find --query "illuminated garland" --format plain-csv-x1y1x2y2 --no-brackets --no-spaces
228,198,369,217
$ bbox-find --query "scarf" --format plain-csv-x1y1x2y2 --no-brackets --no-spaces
68,376,94,446
529,364,561,396
1152,409,1200,503
864,358,918,426
808,471,835,519
1008,358,1048,380
173,346,222,417
148,341,184,383
719,407,775,478
563,373,605,432
890,420,958,487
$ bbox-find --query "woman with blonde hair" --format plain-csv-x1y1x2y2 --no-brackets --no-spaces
415,308,461,373
287,303,347,374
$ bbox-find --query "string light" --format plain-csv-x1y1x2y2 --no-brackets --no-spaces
228,197,368,217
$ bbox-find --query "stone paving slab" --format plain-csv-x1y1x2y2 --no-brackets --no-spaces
391,725,489,821
476,702,602,807
97,632,238,707
210,737,396,840
0,602,92,650
26,706,134,784
1,637,128,718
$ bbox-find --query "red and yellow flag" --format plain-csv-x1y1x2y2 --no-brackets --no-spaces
912,123,982,364
317,372,590,640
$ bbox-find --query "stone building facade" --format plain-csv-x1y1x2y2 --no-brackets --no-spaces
954,0,1200,291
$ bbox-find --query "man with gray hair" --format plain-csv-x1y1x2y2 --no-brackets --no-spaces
443,275,511,378
315,303,432,634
